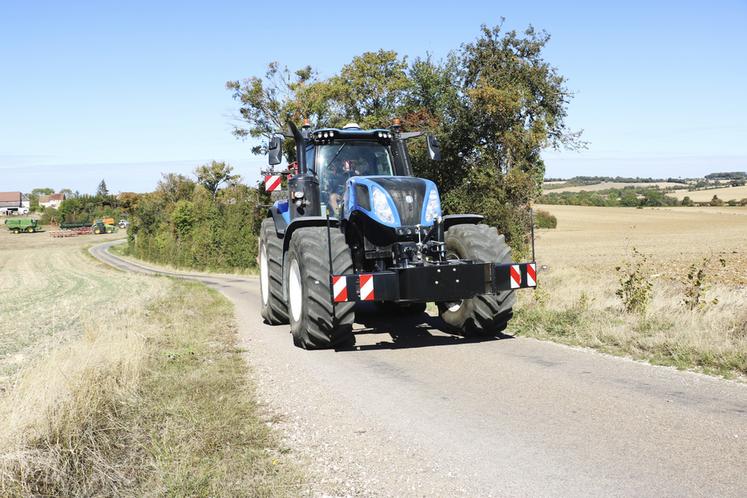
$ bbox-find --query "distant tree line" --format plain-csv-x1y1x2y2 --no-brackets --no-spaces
539,187,680,207
705,171,746,180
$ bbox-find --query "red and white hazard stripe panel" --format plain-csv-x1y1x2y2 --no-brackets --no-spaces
332,276,348,303
359,274,375,301
526,263,537,287
510,264,522,289
264,175,282,192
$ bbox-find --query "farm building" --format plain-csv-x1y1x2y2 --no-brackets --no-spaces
0,191,22,208
39,193,65,209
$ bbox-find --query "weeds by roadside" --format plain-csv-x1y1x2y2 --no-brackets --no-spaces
681,255,726,310
513,251,747,378
615,247,653,314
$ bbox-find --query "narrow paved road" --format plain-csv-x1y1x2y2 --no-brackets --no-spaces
91,241,747,497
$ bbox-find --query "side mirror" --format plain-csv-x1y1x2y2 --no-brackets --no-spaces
268,136,283,166
426,134,441,161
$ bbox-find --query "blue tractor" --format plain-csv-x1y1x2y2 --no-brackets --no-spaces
259,120,536,349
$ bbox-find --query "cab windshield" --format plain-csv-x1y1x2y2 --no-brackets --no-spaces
316,140,393,209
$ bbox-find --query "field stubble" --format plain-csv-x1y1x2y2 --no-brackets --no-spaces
517,206,747,377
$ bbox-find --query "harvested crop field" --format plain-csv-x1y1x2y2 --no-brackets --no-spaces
516,205,747,377
534,205,747,285
0,231,164,387
669,185,747,202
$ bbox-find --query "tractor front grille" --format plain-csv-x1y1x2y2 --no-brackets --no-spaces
371,177,426,226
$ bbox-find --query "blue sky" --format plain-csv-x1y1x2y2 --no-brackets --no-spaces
1,0,745,193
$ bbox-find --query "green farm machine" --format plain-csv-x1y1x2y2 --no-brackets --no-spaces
4,219,41,234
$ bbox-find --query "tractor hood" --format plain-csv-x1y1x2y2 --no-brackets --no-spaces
344,176,441,228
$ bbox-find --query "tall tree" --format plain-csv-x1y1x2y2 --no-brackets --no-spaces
226,63,327,157
194,161,240,200
96,179,109,197
456,22,584,189
324,50,411,128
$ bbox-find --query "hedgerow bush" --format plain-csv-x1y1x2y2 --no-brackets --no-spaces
534,209,557,229
128,176,264,272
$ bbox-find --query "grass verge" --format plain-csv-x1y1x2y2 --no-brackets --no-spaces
512,289,747,379
0,279,300,496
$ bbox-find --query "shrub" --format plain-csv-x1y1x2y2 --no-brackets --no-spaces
681,256,725,311
534,209,557,229
39,207,59,225
615,247,653,314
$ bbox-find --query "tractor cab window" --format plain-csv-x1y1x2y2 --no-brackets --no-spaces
316,141,393,212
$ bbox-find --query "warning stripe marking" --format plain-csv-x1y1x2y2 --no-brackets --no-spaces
359,274,374,301
332,276,347,302
510,265,521,289
264,175,282,192
526,263,537,287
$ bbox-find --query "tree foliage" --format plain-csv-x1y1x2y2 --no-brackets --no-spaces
227,22,582,251
96,179,109,197
58,193,120,223
194,161,240,200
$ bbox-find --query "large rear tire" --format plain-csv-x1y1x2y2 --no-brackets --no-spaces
259,218,289,324
286,227,355,349
437,224,515,337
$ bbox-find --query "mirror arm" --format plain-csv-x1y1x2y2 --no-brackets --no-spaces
399,131,424,140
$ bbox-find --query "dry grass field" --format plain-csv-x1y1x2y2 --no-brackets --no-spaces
0,230,298,496
515,205,747,377
544,181,687,192
669,184,747,202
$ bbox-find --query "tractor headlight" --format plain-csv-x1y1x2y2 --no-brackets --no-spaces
371,186,395,224
424,188,441,223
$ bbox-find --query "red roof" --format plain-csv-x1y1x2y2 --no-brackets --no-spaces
0,191,22,203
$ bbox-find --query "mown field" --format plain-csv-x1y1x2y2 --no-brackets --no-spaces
515,205,747,377
669,184,747,202
0,231,298,495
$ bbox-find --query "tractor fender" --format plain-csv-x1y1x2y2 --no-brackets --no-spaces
442,214,484,231
282,216,340,256
281,216,341,302
267,205,289,236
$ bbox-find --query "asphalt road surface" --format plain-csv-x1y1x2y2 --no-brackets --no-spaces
91,241,747,497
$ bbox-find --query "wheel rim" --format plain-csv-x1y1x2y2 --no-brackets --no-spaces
259,242,269,306
288,258,303,323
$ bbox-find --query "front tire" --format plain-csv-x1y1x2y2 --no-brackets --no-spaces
286,227,355,349
259,218,289,324
437,224,515,337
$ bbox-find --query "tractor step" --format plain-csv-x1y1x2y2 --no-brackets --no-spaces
330,262,536,303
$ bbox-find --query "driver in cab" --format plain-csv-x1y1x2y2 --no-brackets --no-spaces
326,151,376,213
